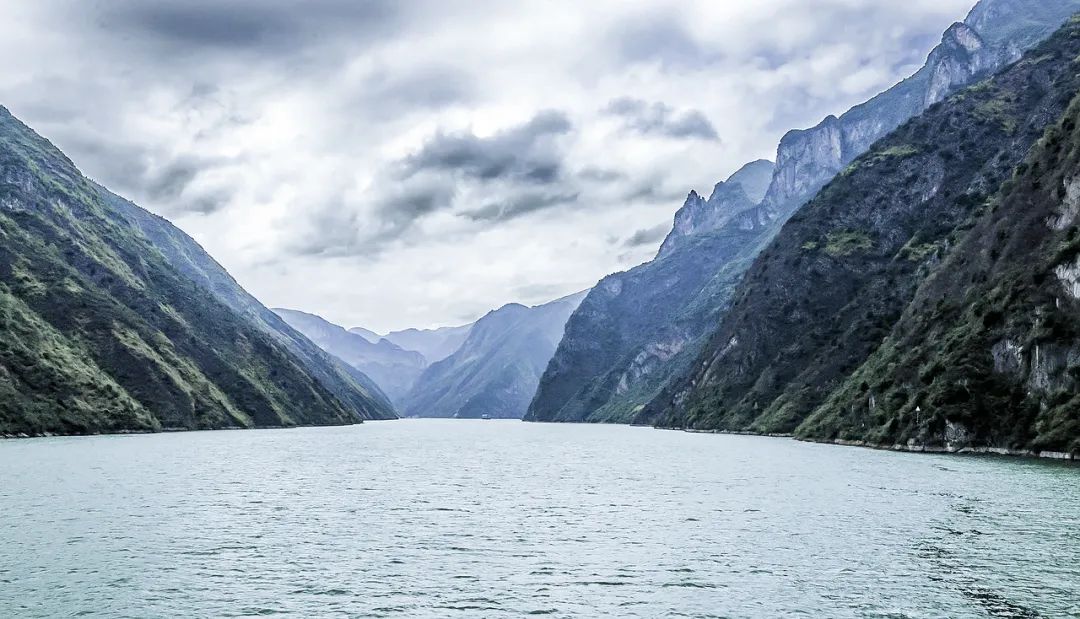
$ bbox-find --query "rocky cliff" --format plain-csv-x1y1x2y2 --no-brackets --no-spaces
527,0,1080,425
525,164,776,423
645,17,1080,458
799,84,1080,456
757,0,1080,223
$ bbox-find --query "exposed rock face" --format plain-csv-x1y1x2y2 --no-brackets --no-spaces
757,0,1079,223
529,0,1080,425
802,92,1080,455
405,291,586,419
0,106,395,435
648,18,1080,456
658,159,774,257
274,309,426,406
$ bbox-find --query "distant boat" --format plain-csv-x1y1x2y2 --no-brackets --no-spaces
481,414,491,420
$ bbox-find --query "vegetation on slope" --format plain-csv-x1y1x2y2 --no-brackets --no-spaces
645,18,1080,453
0,106,389,435
800,91,1080,455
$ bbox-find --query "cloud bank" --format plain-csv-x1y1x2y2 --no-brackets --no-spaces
0,0,974,331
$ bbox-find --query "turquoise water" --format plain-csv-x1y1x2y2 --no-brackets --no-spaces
0,420,1077,618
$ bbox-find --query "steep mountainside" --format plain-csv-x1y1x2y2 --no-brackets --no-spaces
525,163,775,423
528,0,1080,425
645,18,1080,453
275,308,425,405
0,106,394,435
759,0,1080,223
381,324,472,364
104,190,396,419
405,292,586,419
799,90,1080,456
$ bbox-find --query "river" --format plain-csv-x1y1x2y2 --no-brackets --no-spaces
1,419,1077,617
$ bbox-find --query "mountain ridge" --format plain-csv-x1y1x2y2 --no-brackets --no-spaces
645,14,1080,457
407,291,587,419
526,0,1080,425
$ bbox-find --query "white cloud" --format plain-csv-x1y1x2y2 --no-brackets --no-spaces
0,0,974,331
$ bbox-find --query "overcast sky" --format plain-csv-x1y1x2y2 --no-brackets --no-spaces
0,0,975,332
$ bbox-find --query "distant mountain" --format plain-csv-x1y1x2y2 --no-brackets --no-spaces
382,324,472,363
527,0,1080,425
0,106,394,436
274,309,427,406
347,326,382,343
647,14,1080,456
404,291,587,419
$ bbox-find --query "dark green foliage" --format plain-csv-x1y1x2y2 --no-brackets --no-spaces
804,96,1080,455
0,106,392,435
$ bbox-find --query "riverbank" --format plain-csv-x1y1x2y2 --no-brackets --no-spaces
654,425,1078,461
0,420,375,440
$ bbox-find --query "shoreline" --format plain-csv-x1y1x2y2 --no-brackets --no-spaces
799,436,1078,461
653,425,1077,461
0,419,382,440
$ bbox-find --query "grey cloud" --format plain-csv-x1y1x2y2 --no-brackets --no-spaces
336,65,477,122
610,13,708,68
377,176,458,226
604,97,719,140
622,179,692,205
577,166,626,183
402,110,573,184
293,175,457,258
622,224,669,248
93,0,403,57
368,66,475,110
49,126,235,215
513,282,573,302
462,191,580,223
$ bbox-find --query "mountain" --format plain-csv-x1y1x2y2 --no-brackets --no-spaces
798,79,1080,456
645,16,1080,457
656,159,774,257
101,189,396,420
0,106,394,436
527,0,1080,425
274,308,426,405
347,326,382,343
404,291,587,418
382,324,472,364
526,163,777,423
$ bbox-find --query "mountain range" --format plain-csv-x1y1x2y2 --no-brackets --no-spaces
647,14,1080,456
278,291,585,419
4,0,1080,457
403,291,587,418
273,308,427,406
527,0,1080,434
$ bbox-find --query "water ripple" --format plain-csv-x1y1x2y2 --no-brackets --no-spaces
0,420,1077,618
